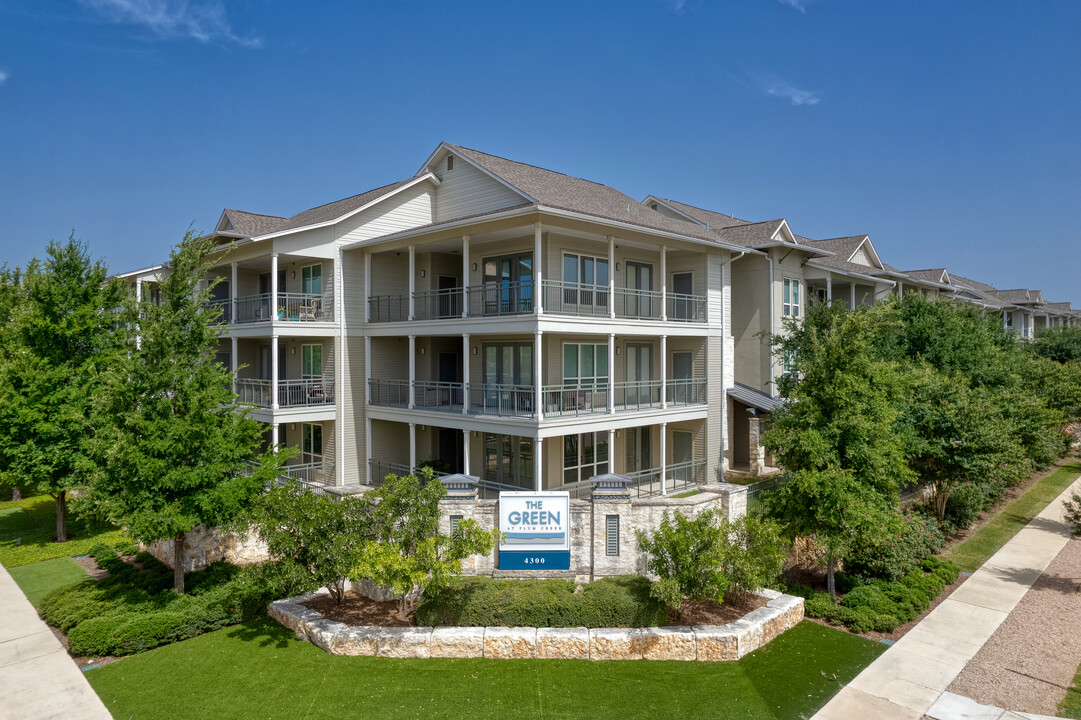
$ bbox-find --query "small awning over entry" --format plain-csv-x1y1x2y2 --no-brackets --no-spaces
727,383,784,414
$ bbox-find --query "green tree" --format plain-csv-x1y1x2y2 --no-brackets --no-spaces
764,301,912,597
353,471,500,618
90,232,286,593
0,237,125,538
1030,325,1081,363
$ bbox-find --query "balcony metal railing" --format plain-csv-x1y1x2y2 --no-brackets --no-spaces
665,378,707,406
282,459,335,486
366,459,448,488
666,293,707,323
614,380,663,411
466,280,534,317
542,280,610,317
477,477,533,500
367,378,410,407
236,377,335,408
368,294,410,323
234,293,330,324
614,287,663,320
203,298,232,323
542,384,609,417
414,288,463,320
626,458,706,498
413,381,465,412
468,383,534,417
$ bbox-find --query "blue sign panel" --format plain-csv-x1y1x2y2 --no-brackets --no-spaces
499,550,571,570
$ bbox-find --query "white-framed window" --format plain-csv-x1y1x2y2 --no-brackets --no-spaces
783,278,801,317
563,432,609,485
301,344,322,378
783,349,798,374
301,423,322,464
562,253,609,288
563,343,609,388
302,264,322,295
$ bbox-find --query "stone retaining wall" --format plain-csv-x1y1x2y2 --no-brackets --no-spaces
268,588,803,662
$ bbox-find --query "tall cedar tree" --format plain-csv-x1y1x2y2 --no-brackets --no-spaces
91,233,287,593
764,301,912,597
0,238,125,538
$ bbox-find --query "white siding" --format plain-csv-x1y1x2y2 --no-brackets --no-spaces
338,183,434,245
433,159,527,223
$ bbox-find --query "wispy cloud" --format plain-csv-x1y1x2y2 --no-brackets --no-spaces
80,0,260,47
765,81,821,106
0,70,8,86
779,0,811,12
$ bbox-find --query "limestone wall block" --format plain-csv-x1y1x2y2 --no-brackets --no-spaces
767,594,805,630
727,618,764,658
483,627,537,659
741,606,786,647
536,628,589,660
308,618,350,654
377,627,433,658
430,627,485,658
336,626,380,656
642,627,696,661
588,628,644,660
693,626,739,661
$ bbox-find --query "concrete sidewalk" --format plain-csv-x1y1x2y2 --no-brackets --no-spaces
814,472,1081,720
0,563,112,720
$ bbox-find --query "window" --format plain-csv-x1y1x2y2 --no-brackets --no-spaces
783,278,801,317
563,343,609,389
301,265,322,295
783,349,798,374
301,344,322,378
563,432,609,485
606,515,619,556
561,253,609,311
482,434,533,488
301,423,322,464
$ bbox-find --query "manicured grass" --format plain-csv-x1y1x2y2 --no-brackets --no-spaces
0,494,127,568
1060,660,1081,719
8,556,90,607
943,461,1081,573
87,618,884,720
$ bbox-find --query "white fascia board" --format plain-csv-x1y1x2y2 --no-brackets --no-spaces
641,196,709,226
113,263,167,279
249,174,440,243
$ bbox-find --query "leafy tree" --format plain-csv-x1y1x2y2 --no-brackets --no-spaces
90,232,286,593
1031,325,1081,363
0,237,125,538
353,471,499,618
244,481,369,605
764,301,912,597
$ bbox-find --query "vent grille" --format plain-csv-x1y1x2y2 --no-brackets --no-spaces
450,515,463,533
446,155,454,171
606,515,619,556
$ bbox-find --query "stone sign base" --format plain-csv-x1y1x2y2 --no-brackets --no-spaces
268,588,803,662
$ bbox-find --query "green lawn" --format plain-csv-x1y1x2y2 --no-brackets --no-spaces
8,556,90,606
87,618,884,720
1060,659,1081,719
943,460,1081,573
0,494,128,568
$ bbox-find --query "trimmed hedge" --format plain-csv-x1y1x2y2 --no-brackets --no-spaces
416,575,668,628
795,557,959,634
844,513,946,582
39,547,313,657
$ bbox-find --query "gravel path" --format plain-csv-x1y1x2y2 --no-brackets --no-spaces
947,536,1081,715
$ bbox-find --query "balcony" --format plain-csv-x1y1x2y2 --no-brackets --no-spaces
542,281,610,318
236,377,335,408
233,293,331,324
281,459,335,487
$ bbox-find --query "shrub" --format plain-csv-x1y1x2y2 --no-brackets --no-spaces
845,513,945,581
416,575,667,628
833,572,862,595
112,539,140,556
803,592,836,618
1064,492,1081,537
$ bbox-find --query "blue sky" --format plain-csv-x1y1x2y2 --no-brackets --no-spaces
1,1,1078,302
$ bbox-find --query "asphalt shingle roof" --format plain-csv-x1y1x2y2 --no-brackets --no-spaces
222,209,287,237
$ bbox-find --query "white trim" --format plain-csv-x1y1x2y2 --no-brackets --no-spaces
416,143,537,203
845,236,884,270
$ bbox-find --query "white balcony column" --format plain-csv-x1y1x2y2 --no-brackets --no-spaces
849,282,856,310
608,333,616,414
534,437,543,491
534,222,543,315
608,235,616,319
364,417,373,484
409,423,417,470
271,335,280,410
271,422,279,449
897,280,904,297
230,336,238,392
408,245,416,321
408,335,416,409
134,279,142,349
534,330,543,421
364,251,372,322
271,253,279,319
1003,310,1009,330
463,430,471,475
462,333,470,414
660,245,667,321
461,235,470,319
364,336,372,398
660,335,668,410
230,261,238,323
608,429,616,472
660,422,668,496
826,271,832,301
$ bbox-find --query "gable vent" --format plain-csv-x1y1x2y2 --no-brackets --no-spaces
606,515,619,556
446,155,454,171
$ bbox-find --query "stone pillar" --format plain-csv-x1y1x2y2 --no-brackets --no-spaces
748,415,765,476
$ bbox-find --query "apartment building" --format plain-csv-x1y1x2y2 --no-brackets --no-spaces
118,142,1079,490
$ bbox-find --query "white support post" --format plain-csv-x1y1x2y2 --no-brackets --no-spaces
826,271,832,302
462,333,470,414
1003,311,1009,330
271,335,279,410
608,428,616,473
409,423,417,471
660,422,668,496
608,333,616,414
271,423,279,449
230,336,238,392
534,330,543,421
660,335,668,410
364,251,372,322
534,437,543,491
408,245,416,321
608,235,616,320
897,280,904,297
462,235,470,319
408,335,416,409
463,430,471,476
271,253,279,319
230,261,237,324
660,245,667,321
364,417,373,484
850,282,856,310
534,222,543,315
135,278,142,349
364,336,372,401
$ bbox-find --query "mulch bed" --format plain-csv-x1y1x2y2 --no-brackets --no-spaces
72,553,108,581
669,593,767,626
302,591,416,627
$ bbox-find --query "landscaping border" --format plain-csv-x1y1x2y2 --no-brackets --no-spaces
268,588,804,661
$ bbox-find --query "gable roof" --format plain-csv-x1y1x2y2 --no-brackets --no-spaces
644,197,752,232
992,288,1044,306
220,209,287,237
272,178,415,234
903,268,953,285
